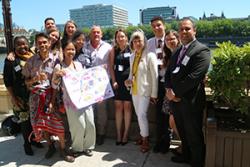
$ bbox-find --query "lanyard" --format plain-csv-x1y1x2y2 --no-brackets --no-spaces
132,52,142,77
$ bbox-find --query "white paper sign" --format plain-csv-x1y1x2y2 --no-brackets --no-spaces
62,65,114,109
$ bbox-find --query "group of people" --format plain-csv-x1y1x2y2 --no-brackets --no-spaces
3,16,211,167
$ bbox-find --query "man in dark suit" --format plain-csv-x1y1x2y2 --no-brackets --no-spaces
165,18,211,167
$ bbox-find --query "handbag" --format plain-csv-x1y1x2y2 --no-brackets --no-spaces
1,115,21,136
162,97,170,114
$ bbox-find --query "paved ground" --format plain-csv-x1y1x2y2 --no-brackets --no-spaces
0,135,191,167
0,113,189,167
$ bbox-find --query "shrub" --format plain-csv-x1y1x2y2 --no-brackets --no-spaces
208,41,250,114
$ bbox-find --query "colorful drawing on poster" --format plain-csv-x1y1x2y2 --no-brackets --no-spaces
63,65,114,109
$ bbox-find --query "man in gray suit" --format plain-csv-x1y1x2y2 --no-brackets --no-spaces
165,18,211,167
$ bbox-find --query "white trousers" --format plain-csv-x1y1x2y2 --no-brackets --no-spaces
132,95,150,137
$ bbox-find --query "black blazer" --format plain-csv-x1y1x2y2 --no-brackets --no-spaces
165,40,211,111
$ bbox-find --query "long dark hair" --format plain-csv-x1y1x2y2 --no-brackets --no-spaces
163,30,180,66
113,28,128,49
61,20,77,46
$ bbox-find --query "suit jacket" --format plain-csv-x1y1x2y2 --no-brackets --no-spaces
128,49,158,98
165,40,211,111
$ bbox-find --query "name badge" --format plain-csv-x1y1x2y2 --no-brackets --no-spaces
172,67,180,74
14,65,21,72
118,65,124,71
155,48,162,54
181,55,190,66
45,67,53,74
124,53,131,58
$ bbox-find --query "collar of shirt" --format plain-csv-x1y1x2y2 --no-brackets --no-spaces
183,38,196,49
87,40,104,51
156,37,165,45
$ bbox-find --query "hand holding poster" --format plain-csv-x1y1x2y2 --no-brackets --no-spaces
62,65,114,109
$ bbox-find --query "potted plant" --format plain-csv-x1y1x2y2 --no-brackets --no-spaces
205,41,250,167
208,41,250,114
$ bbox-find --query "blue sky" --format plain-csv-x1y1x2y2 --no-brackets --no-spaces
0,0,249,30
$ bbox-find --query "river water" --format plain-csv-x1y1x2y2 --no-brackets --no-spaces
0,53,7,74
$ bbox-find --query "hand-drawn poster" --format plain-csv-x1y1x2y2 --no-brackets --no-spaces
62,65,114,109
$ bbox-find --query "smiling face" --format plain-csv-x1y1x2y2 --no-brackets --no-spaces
36,36,51,55
165,32,179,50
15,38,29,56
63,42,76,61
90,26,102,45
65,22,77,38
151,19,165,38
74,34,85,51
45,19,56,32
132,37,144,52
178,19,196,45
115,31,127,48
49,30,60,45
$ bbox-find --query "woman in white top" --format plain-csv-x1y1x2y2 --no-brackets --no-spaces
125,30,158,153
52,40,96,157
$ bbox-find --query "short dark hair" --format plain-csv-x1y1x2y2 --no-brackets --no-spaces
35,32,49,43
61,39,74,50
150,16,165,24
13,36,29,50
180,17,196,29
44,17,55,25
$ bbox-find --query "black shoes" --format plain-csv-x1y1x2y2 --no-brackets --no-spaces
96,135,105,145
121,141,128,146
116,141,128,146
171,155,189,164
45,143,56,159
153,142,169,154
153,143,161,153
24,143,34,156
171,149,182,156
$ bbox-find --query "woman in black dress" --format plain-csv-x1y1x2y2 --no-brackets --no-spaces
109,29,132,145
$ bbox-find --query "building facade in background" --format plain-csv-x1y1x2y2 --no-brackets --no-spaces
70,4,128,28
0,28,30,52
140,6,177,24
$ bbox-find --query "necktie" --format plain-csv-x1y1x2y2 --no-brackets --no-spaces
157,39,163,59
157,39,162,48
177,46,187,65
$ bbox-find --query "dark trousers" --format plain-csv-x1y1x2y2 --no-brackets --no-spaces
20,120,33,145
59,112,72,150
155,81,170,146
172,99,205,167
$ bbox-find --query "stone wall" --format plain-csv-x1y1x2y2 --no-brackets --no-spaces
0,74,12,113
105,99,157,141
0,74,158,140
